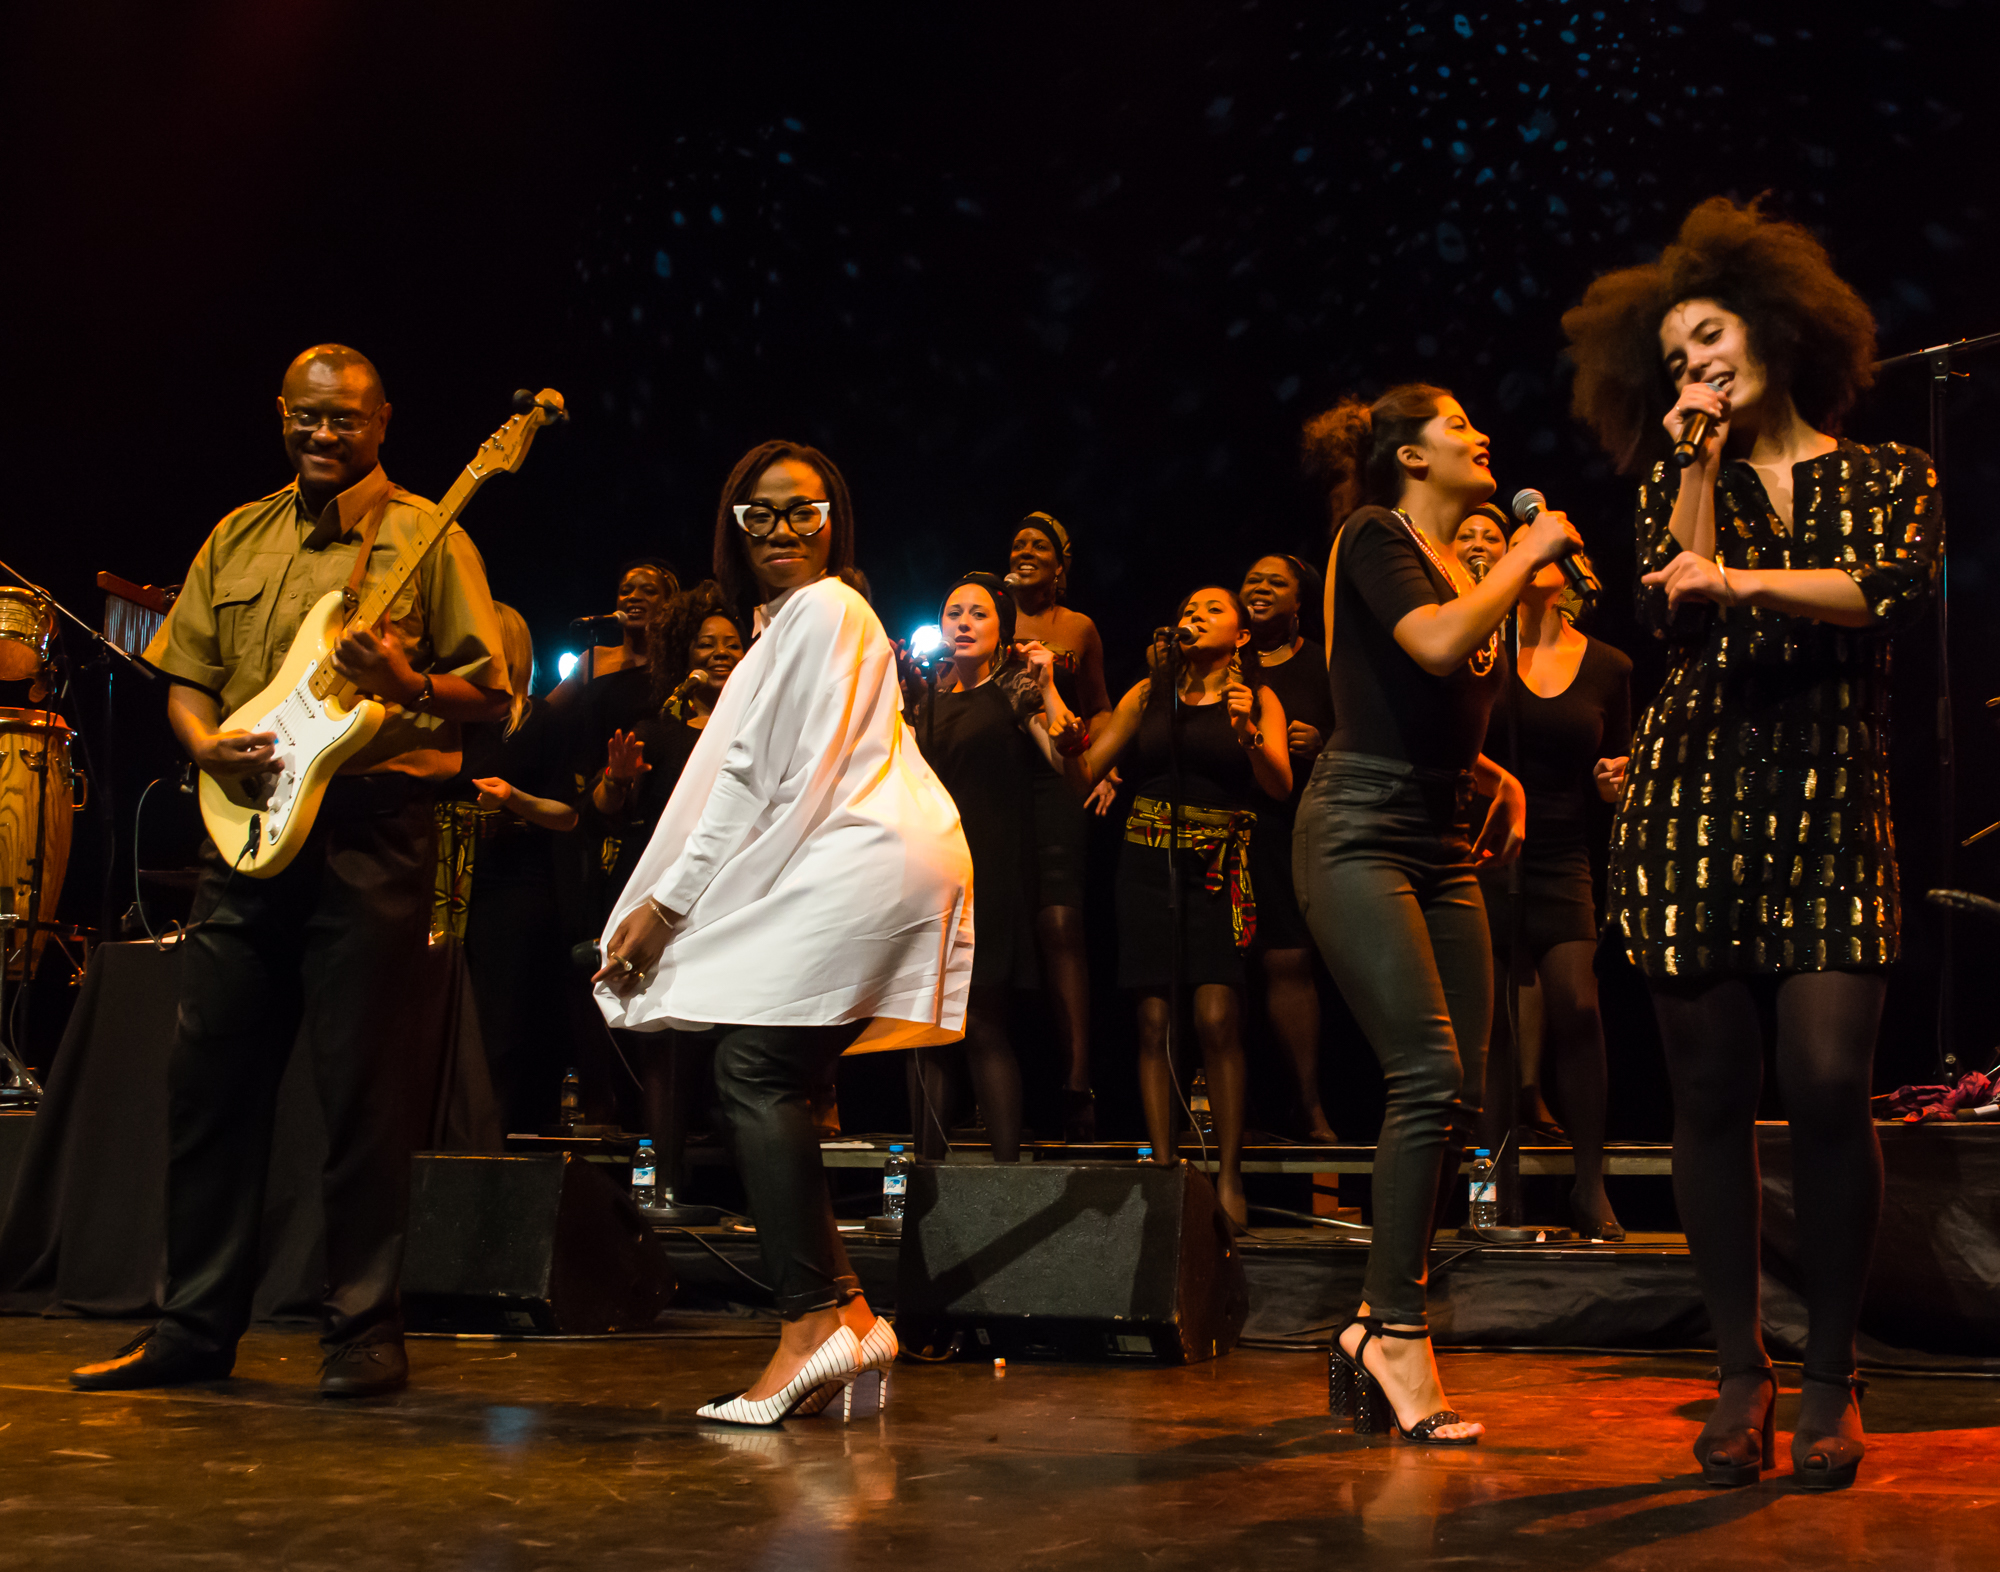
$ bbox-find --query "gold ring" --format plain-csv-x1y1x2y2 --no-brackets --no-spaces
608,951,636,975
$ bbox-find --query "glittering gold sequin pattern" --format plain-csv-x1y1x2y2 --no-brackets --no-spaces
1607,442,1935,978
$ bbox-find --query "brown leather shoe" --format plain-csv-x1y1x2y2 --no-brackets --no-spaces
71,1331,234,1391
319,1339,408,1398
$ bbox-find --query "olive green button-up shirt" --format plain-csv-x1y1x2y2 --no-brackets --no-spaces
145,464,510,780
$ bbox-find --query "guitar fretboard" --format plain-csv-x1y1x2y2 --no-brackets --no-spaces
304,463,494,701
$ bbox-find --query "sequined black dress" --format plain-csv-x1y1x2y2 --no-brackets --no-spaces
1608,441,1935,980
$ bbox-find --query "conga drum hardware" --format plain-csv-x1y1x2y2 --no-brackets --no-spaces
0,587,53,682
1,707,82,982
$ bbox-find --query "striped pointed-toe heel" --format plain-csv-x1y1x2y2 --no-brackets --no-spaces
695,1325,863,1426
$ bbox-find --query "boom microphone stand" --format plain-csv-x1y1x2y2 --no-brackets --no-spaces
1165,631,1189,1162
1874,327,2000,1077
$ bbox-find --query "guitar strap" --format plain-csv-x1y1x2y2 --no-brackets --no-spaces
339,504,388,622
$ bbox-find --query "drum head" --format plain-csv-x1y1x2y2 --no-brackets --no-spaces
0,588,51,682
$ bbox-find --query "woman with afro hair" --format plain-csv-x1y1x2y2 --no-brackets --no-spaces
1563,197,1936,1491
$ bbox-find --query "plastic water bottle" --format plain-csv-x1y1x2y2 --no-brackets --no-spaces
1190,1071,1214,1139
882,1144,911,1220
1469,1149,1498,1229
558,1068,580,1134
631,1139,659,1210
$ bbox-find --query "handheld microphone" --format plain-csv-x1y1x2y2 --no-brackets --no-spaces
1003,570,1026,587
1510,489,1602,608
1672,377,1730,469
1465,555,1490,584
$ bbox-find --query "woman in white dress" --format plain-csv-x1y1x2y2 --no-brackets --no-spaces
596,440,974,1425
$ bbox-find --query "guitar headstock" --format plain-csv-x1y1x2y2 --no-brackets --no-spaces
466,388,568,479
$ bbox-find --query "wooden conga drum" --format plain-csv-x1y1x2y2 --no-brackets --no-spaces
0,587,53,682
1,708,77,979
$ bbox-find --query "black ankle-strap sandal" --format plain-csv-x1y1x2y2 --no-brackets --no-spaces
1694,1363,1776,1488
1793,1370,1868,1492
1327,1315,1480,1445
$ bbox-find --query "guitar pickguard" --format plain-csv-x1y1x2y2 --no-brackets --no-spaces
225,681,360,849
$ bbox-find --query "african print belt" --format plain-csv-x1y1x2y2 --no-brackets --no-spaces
1124,795,1259,949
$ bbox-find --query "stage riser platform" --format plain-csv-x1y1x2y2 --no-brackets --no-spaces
659,1226,1995,1371
661,1231,1712,1349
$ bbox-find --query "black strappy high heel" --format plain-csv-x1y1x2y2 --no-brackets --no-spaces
1693,1364,1777,1487
1792,1370,1868,1492
1327,1315,1480,1445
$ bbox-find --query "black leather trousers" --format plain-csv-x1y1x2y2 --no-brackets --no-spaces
711,1022,864,1318
1294,751,1491,1325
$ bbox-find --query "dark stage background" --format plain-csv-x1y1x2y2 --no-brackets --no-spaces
6,2,2000,1140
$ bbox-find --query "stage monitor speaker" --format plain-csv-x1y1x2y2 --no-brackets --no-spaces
895,1160,1248,1364
403,1152,674,1334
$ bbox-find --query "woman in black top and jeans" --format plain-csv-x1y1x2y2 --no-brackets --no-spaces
1299,384,1578,1444
1066,587,1291,1230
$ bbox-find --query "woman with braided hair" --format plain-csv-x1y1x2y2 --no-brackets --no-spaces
1564,197,1936,1490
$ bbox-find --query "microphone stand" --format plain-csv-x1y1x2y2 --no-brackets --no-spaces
1470,561,1552,1243
1165,635,1189,1167
1875,327,2000,1078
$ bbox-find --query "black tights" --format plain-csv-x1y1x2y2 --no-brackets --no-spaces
1485,939,1614,1216
1651,970,1885,1379
910,986,1023,1163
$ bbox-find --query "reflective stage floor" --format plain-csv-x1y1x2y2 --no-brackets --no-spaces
2,1319,1994,1570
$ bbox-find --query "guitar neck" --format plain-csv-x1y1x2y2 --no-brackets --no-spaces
345,464,487,631
301,393,560,703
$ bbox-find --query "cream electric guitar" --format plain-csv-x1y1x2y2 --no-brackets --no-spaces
199,389,566,877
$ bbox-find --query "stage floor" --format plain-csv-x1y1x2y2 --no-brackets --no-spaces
2,1319,1993,1570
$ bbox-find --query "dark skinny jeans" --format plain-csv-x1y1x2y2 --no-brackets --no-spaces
711,1022,864,1319
1293,750,1491,1325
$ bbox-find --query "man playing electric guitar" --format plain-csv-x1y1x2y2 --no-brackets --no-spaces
72,344,511,1397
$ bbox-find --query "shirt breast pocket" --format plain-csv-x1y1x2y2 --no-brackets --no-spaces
384,577,430,667
211,553,292,673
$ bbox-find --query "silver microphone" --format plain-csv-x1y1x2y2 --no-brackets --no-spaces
1511,488,1602,607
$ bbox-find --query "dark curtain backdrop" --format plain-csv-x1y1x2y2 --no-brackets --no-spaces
5,1,1999,1102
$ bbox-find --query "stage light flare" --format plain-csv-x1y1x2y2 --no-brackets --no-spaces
557,652,580,680
908,624,943,658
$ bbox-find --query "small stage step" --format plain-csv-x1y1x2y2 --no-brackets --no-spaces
657,1219,1708,1352
809,1138,1676,1176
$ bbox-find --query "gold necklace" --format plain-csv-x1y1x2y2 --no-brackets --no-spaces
1392,509,1499,677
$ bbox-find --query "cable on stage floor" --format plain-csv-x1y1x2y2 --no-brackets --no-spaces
659,1224,773,1294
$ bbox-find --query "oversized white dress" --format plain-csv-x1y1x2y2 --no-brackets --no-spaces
594,575,973,1050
